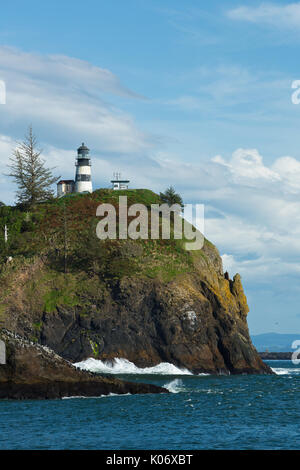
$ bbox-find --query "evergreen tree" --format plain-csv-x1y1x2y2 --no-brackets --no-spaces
7,126,59,206
159,186,184,209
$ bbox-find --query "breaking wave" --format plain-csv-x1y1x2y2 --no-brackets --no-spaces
271,367,300,375
62,393,132,400
164,379,186,393
74,357,193,375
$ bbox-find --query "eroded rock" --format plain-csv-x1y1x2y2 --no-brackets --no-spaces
0,329,168,399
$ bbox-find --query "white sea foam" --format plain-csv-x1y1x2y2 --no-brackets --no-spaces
164,379,186,393
62,392,132,400
62,396,88,399
271,367,300,375
74,357,193,375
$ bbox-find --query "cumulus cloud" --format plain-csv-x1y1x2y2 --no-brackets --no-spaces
212,147,300,195
204,149,300,281
272,156,300,193
212,148,280,184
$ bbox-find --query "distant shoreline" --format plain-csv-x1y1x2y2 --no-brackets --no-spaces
259,352,292,360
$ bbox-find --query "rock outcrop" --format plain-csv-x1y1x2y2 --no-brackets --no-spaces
0,189,273,376
0,330,168,399
38,271,271,375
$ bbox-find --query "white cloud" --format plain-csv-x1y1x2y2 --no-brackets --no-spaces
272,156,300,193
0,46,148,154
212,148,280,184
204,149,300,280
221,252,300,281
227,3,300,29
0,46,139,98
164,64,289,125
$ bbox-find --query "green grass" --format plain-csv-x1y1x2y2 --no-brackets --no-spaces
0,189,216,303
33,321,42,332
43,288,77,313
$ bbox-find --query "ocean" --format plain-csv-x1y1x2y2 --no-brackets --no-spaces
0,360,299,450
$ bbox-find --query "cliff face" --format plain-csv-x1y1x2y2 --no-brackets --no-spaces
0,329,167,399
0,189,272,375
38,253,270,374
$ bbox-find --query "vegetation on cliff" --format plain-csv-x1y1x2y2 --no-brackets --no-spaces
0,188,203,297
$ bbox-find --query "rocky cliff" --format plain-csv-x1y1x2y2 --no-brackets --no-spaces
0,189,272,375
0,329,167,399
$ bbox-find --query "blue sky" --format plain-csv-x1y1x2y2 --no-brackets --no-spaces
1,0,300,335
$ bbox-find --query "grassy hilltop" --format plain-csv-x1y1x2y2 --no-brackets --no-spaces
0,188,214,317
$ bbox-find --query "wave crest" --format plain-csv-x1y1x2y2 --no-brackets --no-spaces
164,379,186,393
271,367,300,375
74,357,193,375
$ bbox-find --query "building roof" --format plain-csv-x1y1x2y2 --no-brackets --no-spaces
111,180,130,183
77,142,90,153
57,180,75,185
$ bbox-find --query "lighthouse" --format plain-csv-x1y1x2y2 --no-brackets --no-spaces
74,143,93,193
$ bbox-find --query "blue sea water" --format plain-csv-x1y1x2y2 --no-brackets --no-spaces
0,360,299,450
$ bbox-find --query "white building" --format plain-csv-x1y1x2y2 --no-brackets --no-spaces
57,142,93,197
111,172,130,190
57,180,75,197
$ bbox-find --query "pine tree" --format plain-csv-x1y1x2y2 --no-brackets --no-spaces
159,186,184,209
7,126,59,206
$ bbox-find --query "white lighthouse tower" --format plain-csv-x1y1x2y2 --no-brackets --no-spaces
74,143,93,193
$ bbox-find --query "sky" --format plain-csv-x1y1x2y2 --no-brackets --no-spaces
0,0,300,335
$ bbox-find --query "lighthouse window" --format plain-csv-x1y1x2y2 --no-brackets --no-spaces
76,174,91,181
76,158,91,166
